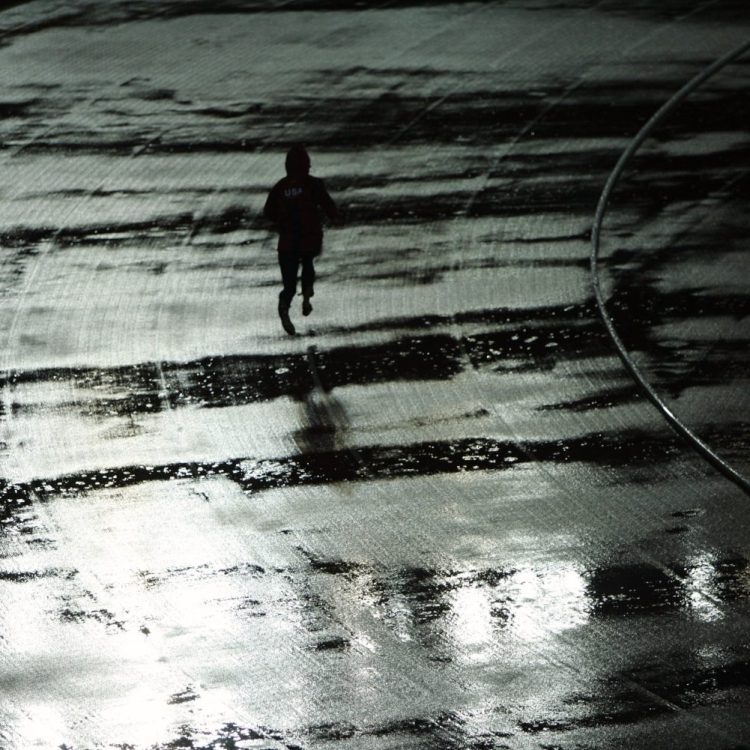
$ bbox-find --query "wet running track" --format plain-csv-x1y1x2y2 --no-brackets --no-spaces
0,1,749,748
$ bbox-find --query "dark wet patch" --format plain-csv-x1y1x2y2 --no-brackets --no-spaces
586,564,687,616
0,429,705,523
365,711,473,748
168,687,199,705
525,648,750,737
395,567,456,624
9,75,747,158
304,555,364,577
218,562,266,577
594,0,750,23
588,555,750,617
410,406,492,428
624,655,750,710
519,698,674,735
473,567,516,587
313,635,350,651
0,6,87,46
0,480,32,525
235,598,266,617
133,87,178,102
0,211,196,249
13,289,742,421
190,103,262,119
20,185,262,203
58,606,125,630
1,331,466,412
138,561,265,589
0,567,76,582
0,301,604,415
23,537,56,549
4,0,749,33
308,713,514,748
148,720,301,750
322,300,597,336
357,256,589,288
538,384,641,412
308,722,359,741
671,508,704,519
0,99,38,118
370,716,439,738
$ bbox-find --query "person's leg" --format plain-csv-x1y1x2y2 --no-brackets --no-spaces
279,253,299,307
301,256,315,316
278,253,299,334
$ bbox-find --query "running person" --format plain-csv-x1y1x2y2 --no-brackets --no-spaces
264,145,338,335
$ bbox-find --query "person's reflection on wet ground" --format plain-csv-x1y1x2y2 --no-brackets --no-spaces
292,387,350,456
292,345,350,457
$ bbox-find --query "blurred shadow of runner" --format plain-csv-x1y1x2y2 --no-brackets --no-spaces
263,145,338,336
292,346,350,457
293,388,350,456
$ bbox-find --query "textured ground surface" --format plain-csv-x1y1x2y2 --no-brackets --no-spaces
0,1,749,748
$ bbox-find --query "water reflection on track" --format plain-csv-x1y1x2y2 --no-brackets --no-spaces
1,1,750,749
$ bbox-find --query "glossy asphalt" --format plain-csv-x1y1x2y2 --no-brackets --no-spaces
0,2,749,748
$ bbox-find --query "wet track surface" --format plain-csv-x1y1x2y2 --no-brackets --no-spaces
1,1,749,748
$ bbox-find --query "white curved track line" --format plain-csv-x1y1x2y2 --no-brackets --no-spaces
590,38,750,498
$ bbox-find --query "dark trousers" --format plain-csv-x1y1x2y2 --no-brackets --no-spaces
278,253,315,308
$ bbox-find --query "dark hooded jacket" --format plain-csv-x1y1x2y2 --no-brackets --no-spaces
263,147,337,257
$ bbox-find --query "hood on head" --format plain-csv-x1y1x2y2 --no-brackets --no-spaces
285,145,311,177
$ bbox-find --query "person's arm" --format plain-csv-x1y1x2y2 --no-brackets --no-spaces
315,178,338,224
263,184,279,224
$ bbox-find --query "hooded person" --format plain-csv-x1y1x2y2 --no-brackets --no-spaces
263,145,338,335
